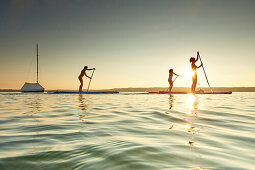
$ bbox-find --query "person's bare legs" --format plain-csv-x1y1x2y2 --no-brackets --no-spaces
169,83,173,92
191,82,194,93
193,81,197,92
79,77,83,92
191,77,197,93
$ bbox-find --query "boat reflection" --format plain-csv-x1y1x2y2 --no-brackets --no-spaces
23,94,42,116
22,94,43,155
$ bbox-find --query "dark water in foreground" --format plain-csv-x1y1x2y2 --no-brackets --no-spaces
0,92,254,170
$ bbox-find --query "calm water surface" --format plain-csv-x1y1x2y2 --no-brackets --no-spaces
0,92,254,169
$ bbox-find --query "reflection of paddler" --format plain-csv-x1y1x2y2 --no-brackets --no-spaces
190,52,203,93
168,69,179,92
78,66,95,92
78,94,87,111
169,94,174,110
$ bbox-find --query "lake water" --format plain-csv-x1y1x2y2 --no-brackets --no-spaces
0,92,254,170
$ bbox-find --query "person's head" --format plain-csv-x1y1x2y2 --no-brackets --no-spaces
190,57,195,63
84,66,88,69
169,69,173,73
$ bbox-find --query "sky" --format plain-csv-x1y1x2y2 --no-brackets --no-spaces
0,0,255,90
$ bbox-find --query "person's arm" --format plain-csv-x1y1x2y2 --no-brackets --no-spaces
84,71,91,79
173,72,179,76
196,63,203,68
87,68,96,70
195,52,199,62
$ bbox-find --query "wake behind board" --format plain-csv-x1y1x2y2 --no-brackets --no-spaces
47,91,119,94
149,91,232,94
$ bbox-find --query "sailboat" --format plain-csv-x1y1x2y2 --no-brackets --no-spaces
21,44,45,92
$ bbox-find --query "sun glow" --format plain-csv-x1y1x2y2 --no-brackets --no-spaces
185,68,194,80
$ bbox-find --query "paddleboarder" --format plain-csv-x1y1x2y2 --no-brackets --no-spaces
190,52,203,93
78,66,95,92
168,69,179,92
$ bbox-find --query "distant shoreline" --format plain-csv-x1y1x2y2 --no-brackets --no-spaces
1,87,255,92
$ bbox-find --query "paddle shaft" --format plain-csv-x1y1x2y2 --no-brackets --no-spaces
198,53,213,92
87,69,95,92
173,75,179,83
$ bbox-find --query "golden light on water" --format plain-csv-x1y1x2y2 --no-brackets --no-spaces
185,124,196,133
185,124,191,130
187,94,198,111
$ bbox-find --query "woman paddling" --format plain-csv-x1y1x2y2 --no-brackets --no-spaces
168,69,179,92
78,66,95,92
190,53,203,93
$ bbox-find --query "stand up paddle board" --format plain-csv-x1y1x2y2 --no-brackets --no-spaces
149,91,232,94
47,91,119,94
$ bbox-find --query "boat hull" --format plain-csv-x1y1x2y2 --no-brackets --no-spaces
21,83,44,92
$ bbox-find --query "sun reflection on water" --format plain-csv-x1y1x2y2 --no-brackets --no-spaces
187,94,198,116
185,94,200,149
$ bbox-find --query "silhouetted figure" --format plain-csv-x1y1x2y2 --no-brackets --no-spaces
78,66,95,92
190,53,203,93
168,69,179,92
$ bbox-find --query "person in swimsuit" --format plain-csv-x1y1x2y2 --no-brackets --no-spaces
168,69,179,92
190,53,203,93
78,66,95,92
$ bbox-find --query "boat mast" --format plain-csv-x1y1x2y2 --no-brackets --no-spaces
36,44,39,83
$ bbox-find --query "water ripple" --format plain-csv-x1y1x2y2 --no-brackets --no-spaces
0,92,254,169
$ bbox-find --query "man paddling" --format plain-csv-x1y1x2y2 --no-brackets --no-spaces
190,52,203,93
78,66,95,92
168,69,179,92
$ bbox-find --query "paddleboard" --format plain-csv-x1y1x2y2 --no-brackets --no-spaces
47,91,119,94
149,91,232,94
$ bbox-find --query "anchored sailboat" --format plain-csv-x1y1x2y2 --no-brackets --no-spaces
21,44,44,92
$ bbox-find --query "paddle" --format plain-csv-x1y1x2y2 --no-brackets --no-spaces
197,52,213,92
173,75,179,83
87,69,95,92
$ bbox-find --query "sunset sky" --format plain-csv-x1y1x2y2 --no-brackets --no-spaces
0,0,255,90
